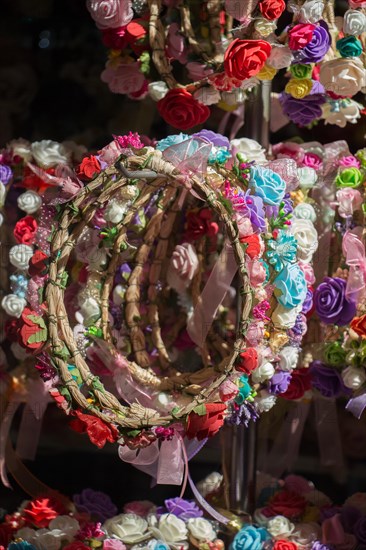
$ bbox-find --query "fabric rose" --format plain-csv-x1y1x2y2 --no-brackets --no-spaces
70,410,119,448
14,216,38,245
22,497,66,528
148,81,169,102
73,489,117,522
158,498,202,521
320,58,366,97
279,346,299,371
77,155,101,180
342,366,366,390
269,371,291,395
17,190,42,214
167,243,199,293
256,391,277,413
351,313,366,337
31,140,70,167
336,188,363,218
280,93,325,126
230,138,265,162
86,0,133,29
264,491,307,519
184,208,218,242
273,541,297,550
267,516,295,539
274,264,307,309
149,514,188,546
249,166,285,206
18,307,47,352
335,167,362,189
288,24,315,50
343,10,366,35
103,514,149,544
267,46,293,70
289,218,318,263
314,277,356,325
186,403,226,440
280,368,312,400
101,63,146,96
349,0,366,8
323,99,363,127
337,36,363,58
0,163,12,185
224,39,271,80
236,348,258,374
157,89,210,130
252,362,275,384
272,304,302,329
240,234,263,259
299,1,324,23
297,167,318,189
310,360,350,398
231,525,268,550
259,0,285,20
324,342,346,367
293,203,316,222
2,294,26,318
295,22,330,63
187,518,216,541
193,129,229,148
103,539,126,550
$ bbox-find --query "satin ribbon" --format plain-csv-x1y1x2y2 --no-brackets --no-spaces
346,392,366,419
162,137,212,181
342,227,366,301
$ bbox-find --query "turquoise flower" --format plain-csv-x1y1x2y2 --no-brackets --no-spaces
230,525,268,550
274,263,307,309
156,133,189,151
235,375,252,405
266,231,298,272
151,541,170,550
208,147,232,164
249,166,286,206
8,543,37,550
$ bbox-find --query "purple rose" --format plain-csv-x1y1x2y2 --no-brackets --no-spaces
157,497,203,520
73,488,118,522
302,288,313,314
341,506,362,534
269,371,291,395
280,93,325,126
314,277,356,326
193,129,230,149
354,517,366,544
310,360,351,398
312,542,333,550
246,192,266,232
295,22,330,63
0,163,12,185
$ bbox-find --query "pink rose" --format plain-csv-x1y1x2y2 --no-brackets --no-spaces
349,0,366,7
247,259,266,287
336,188,363,218
86,0,133,29
167,243,199,293
103,540,126,550
236,214,254,237
272,142,305,164
186,62,214,81
123,500,155,516
302,152,322,170
101,63,146,95
167,23,187,63
245,321,265,346
298,261,315,285
219,379,239,402
339,155,360,168
98,140,123,165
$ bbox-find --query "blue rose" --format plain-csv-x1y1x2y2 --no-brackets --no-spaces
156,133,189,151
249,166,286,206
274,264,307,309
230,525,267,550
150,541,170,550
209,147,232,164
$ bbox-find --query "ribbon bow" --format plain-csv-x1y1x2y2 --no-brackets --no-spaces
342,227,366,301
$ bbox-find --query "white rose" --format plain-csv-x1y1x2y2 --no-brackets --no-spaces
299,0,324,23
230,138,266,162
322,100,362,128
9,244,33,270
279,346,299,371
149,514,188,546
254,18,277,37
87,0,133,29
1,294,26,318
343,10,366,35
79,297,101,326
194,87,221,106
17,190,42,214
272,304,302,329
48,516,80,541
31,140,70,167
267,46,293,70
105,200,128,223
148,81,168,101
8,138,32,161
187,518,216,541
0,182,5,207
103,514,149,544
167,243,199,293
255,390,277,413
297,167,318,189
293,203,317,223
342,366,366,390
33,530,62,550
289,218,318,263
196,472,223,497
320,58,366,97
267,516,295,539
289,523,320,548
251,361,275,383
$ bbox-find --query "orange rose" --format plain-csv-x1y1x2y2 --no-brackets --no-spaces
224,39,271,81
259,0,286,20
77,155,101,180
351,313,366,337
240,234,262,259
157,89,210,130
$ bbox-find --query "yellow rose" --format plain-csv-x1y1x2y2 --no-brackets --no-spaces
257,64,277,81
285,78,313,99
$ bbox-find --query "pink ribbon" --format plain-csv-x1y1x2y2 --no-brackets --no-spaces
162,137,212,182
342,227,366,301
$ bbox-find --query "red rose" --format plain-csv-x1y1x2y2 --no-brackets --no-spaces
186,403,226,440
263,490,307,519
184,208,219,241
70,410,120,449
18,307,47,353
288,24,316,51
240,234,262,259
102,26,128,49
157,89,210,130
351,314,366,337
77,155,101,180
126,19,148,55
236,348,258,374
273,541,298,550
279,368,311,400
259,0,286,20
28,250,49,277
22,496,66,528
64,544,90,550
14,216,38,245
224,39,271,81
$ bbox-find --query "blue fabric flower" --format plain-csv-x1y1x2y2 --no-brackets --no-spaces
151,541,170,550
274,264,307,309
230,525,267,550
266,231,298,272
208,147,232,164
8,543,37,550
235,375,252,405
156,133,189,151
249,166,286,206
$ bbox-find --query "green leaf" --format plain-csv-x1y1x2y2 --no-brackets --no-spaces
28,328,47,344
127,429,141,437
193,404,207,416
54,345,71,359
27,315,46,329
